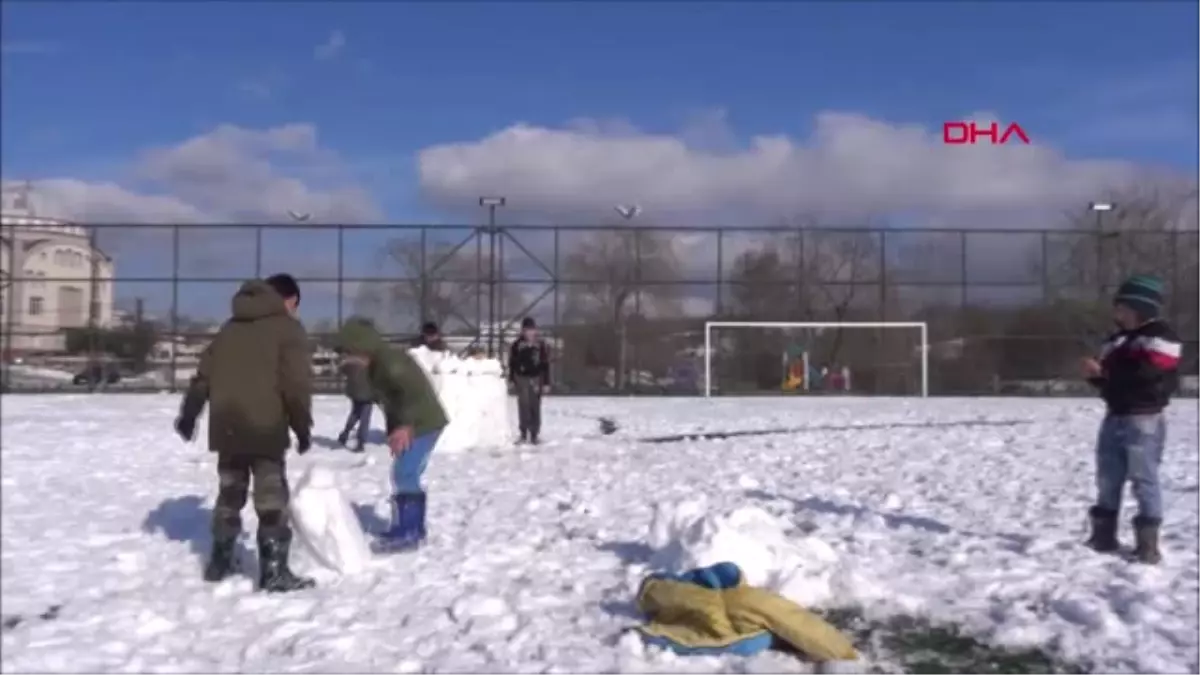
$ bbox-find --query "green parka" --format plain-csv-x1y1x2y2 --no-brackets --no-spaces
336,318,448,439
179,280,313,457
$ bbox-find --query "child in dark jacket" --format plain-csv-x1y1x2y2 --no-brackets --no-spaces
336,317,450,551
1082,274,1182,564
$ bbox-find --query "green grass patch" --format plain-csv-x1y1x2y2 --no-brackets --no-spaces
815,607,1091,674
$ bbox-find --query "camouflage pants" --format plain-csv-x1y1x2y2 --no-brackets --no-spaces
212,454,291,540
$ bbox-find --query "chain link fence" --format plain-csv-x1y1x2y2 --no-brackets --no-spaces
2,222,1196,395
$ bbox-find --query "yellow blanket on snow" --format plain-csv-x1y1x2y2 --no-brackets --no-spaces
636,565,858,662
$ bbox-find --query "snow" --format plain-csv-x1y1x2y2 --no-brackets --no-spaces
1,395,1197,673
290,465,372,576
407,347,515,452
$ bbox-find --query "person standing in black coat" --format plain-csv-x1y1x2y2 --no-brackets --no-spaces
508,317,550,444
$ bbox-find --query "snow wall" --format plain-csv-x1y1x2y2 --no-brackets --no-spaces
406,346,516,452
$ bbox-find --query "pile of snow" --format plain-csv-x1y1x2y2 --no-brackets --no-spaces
4,364,76,382
289,465,372,576
407,346,515,452
647,497,868,609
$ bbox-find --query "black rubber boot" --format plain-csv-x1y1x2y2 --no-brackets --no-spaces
203,537,238,583
1132,516,1162,565
257,530,315,593
1086,506,1120,553
336,431,349,446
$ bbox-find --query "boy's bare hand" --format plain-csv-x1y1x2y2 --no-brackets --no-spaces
1080,357,1103,378
388,426,413,456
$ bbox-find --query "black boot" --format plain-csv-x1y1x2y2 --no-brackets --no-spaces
257,530,315,593
337,431,349,447
1086,506,1120,553
1132,516,1162,565
203,536,238,583
350,440,365,453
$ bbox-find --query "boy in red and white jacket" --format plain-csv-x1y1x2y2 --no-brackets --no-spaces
1082,274,1182,564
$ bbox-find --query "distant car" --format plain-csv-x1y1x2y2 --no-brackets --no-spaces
73,364,121,386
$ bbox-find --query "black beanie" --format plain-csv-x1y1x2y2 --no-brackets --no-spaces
1113,274,1164,319
521,316,536,329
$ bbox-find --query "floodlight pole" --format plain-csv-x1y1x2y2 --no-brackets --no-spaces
1089,201,1114,292
479,196,506,356
614,204,639,391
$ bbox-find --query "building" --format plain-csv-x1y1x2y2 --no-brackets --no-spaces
0,183,115,354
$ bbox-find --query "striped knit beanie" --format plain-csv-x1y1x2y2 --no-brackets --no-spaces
1113,274,1165,319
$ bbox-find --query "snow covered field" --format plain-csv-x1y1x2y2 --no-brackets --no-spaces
1,395,1197,673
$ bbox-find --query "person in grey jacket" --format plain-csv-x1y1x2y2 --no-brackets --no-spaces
336,354,374,452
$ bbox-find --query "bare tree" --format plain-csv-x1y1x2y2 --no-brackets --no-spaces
560,228,682,389
353,236,520,337
1040,183,1199,339
717,221,884,391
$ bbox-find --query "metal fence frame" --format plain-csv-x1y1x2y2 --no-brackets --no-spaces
2,221,1196,395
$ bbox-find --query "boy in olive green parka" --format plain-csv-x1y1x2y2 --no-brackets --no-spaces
336,317,449,550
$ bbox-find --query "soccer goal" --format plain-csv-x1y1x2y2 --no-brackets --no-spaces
702,321,929,398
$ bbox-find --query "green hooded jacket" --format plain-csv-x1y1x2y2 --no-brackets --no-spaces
336,318,449,438
180,280,313,457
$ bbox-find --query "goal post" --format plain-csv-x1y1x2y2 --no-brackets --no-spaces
703,321,929,398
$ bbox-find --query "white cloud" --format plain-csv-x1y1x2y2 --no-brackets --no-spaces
314,30,346,61
417,111,1151,223
5,123,381,224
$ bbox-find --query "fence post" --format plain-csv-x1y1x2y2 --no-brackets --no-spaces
878,230,887,321
170,224,180,393
336,224,345,326
552,226,560,389
959,230,968,309
1,220,13,390
254,226,263,278
419,227,428,328
715,228,724,315
87,228,101,392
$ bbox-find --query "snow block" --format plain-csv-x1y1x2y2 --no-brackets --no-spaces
407,346,516,452
290,465,372,575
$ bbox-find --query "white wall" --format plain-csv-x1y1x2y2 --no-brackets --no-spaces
1,216,116,353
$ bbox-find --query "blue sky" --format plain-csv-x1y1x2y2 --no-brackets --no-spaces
1,1,1196,326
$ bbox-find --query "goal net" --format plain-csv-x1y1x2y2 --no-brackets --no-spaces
703,321,929,397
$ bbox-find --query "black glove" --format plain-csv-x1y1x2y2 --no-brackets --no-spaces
174,416,196,442
295,431,312,455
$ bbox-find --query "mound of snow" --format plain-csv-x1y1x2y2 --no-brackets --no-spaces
647,497,873,609
5,364,76,382
406,347,515,452
290,465,372,575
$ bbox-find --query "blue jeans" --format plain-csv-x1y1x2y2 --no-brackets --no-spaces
1095,414,1166,522
391,430,442,494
